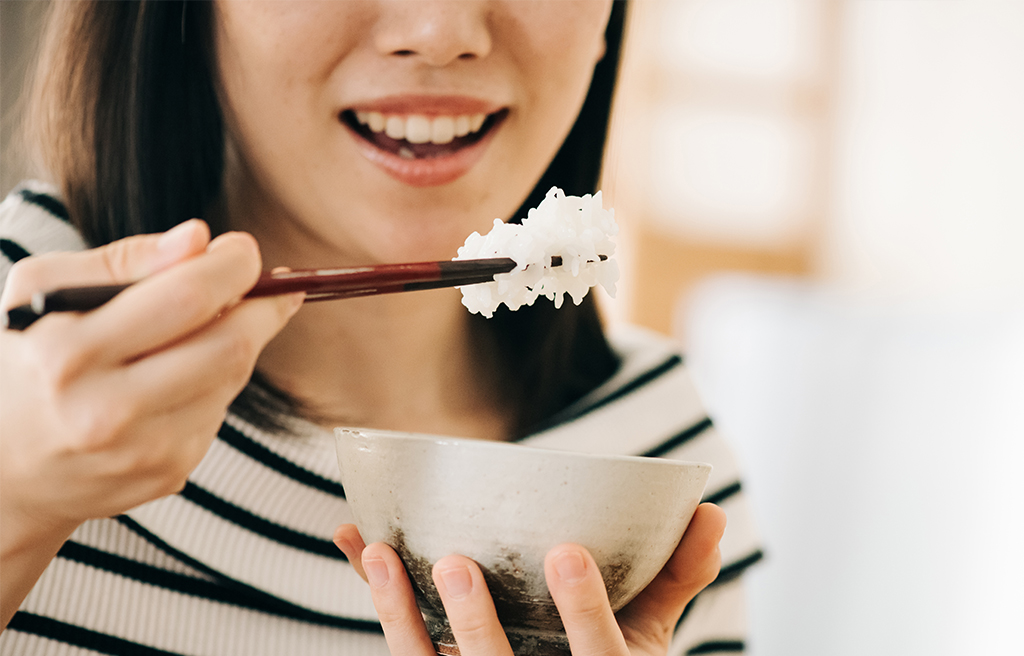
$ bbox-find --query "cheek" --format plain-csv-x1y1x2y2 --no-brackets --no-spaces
505,2,613,146
508,0,613,108
215,5,313,134
213,2,370,178
214,2,370,122
215,0,368,66
511,0,612,65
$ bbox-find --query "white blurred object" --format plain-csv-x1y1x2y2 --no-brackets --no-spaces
659,0,821,81
681,275,1024,656
668,3,1024,653
823,0,1024,302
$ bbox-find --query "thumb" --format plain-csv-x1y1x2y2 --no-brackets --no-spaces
2,220,211,310
616,503,726,636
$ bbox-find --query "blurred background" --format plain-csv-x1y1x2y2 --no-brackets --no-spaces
3,1,1022,654
599,2,1024,655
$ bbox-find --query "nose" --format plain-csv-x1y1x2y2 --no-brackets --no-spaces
373,0,492,66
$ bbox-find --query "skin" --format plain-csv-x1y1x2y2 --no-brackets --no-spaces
0,222,302,627
334,505,726,656
213,0,616,436
0,1,728,650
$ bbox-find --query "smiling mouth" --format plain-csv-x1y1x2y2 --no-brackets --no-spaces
340,109,508,160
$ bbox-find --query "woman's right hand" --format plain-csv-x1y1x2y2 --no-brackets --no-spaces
0,220,303,627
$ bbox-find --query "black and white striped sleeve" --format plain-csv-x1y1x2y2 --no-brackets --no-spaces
0,180,87,288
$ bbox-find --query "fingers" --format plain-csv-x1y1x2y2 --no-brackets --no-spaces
433,555,514,656
103,219,212,280
617,503,727,640
116,288,303,411
360,542,437,656
1,219,209,311
545,545,629,656
546,505,726,655
81,231,268,365
333,524,368,581
3,225,270,369
343,537,516,655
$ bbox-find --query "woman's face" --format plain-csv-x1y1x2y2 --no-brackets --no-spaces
213,0,613,266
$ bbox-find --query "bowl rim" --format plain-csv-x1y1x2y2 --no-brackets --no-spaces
335,426,713,472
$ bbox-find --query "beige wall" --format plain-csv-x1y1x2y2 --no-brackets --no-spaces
601,0,841,336
605,0,1024,338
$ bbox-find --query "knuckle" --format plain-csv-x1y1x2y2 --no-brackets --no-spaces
219,330,260,383
97,235,150,282
163,279,219,324
127,441,192,496
1,253,69,309
28,325,93,392
702,547,723,586
2,258,42,306
181,428,217,466
562,596,608,625
98,239,134,281
271,295,301,326
448,613,494,643
169,428,220,481
67,403,131,453
674,546,722,593
372,605,410,628
152,463,192,497
169,475,191,495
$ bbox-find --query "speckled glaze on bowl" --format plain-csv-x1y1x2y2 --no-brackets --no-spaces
335,427,712,656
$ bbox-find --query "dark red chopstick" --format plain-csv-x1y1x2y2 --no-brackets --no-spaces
246,258,519,298
302,271,507,303
1,256,526,331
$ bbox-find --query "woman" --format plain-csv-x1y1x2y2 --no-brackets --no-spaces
0,1,761,654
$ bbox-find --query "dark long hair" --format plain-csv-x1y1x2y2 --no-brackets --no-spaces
27,0,627,438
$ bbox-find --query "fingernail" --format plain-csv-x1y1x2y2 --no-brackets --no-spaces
438,565,473,599
364,557,389,589
553,552,587,584
158,219,198,254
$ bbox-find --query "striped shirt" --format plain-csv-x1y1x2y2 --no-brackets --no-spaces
0,182,762,656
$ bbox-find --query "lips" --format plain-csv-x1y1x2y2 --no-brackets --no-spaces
340,107,508,187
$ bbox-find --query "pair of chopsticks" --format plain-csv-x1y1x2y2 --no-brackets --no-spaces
3,255,582,331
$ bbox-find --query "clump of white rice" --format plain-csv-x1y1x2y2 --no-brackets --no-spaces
456,187,619,318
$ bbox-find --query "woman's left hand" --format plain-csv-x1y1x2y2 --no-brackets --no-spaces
334,503,726,655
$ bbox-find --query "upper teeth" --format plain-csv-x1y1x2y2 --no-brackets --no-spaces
354,111,488,145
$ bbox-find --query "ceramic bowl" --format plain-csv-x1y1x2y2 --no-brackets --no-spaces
335,427,712,656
